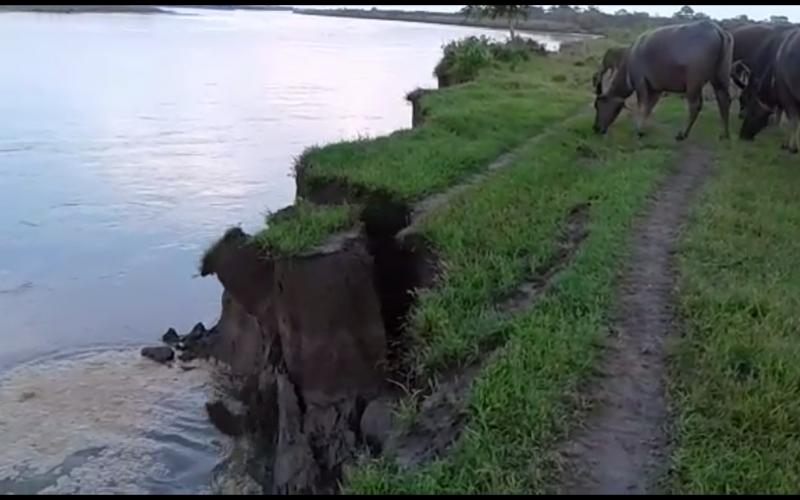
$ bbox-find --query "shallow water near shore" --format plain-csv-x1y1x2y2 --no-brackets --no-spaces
0,7,580,494
0,348,222,494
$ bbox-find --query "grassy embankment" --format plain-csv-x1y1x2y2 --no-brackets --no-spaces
249,34,681,493
342,98,688,494
253,42,597,256
346,99,800,494
244,31,800,493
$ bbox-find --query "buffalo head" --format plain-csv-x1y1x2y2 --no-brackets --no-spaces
731,61,752,120
739,78,773,141
593,94,626,135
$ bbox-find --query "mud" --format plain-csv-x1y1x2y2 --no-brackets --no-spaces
557,145,713,494
199,227,392,494
405,88,433,128
380,362,484,469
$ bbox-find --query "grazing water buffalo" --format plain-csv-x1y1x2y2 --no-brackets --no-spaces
730,24,794,120
740,28,800,152
591,46,628,95
593,20,734,141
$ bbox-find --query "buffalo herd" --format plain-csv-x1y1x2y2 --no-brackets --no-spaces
592,19,800,152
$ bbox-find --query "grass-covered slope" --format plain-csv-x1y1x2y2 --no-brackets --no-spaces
297,58,585,202
343,98,690,494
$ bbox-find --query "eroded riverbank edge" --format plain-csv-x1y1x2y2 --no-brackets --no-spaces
157,37,628,494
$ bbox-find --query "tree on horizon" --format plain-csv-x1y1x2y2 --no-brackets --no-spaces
461,5,532,39
673,5,695,21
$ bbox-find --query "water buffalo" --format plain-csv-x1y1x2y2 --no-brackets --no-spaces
730,23,793,120
591,46,628,95
593,20,734,141
740,28,800,152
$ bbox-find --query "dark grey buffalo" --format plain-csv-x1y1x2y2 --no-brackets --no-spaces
730,23,794,120
740,28,800,151
591,46,628,95
593,20,734,141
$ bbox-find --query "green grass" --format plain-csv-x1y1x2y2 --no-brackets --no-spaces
343,100,690,494
298,55,590,204
252,201,358,257
262,48,597,256
668,123,800,494
245,32,800,494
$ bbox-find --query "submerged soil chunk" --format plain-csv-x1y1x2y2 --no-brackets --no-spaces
141,346,174,364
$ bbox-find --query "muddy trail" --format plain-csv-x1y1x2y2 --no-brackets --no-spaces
557,145,714,494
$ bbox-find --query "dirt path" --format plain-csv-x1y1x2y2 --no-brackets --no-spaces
557,145,714,494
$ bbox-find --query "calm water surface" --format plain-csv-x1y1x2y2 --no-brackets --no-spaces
0,8,576,493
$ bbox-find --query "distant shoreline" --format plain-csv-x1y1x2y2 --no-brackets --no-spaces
0,5,174,15
291,8,598,38
0,5,295,15
163,5,293,12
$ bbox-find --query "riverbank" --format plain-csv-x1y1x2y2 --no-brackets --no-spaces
164,5,293,11
192,35,636,493
0,5,172,14
292,7,595,37
188,28,800,494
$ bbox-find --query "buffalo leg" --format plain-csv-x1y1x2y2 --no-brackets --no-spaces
782,107,799,154
642,91,662,134
634,86,660,138
777,84,798,152
711,80,731,140
771,108,784,127
793,119,800,155
634,85,649,137
676,91,703,141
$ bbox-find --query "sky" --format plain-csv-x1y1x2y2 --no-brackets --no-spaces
590,5,798,22
295,5,800,23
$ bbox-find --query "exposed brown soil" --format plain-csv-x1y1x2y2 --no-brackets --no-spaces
200,227,390,494
406,88,433,128
557,145,713,494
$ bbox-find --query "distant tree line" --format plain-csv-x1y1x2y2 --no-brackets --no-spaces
460,5,797,36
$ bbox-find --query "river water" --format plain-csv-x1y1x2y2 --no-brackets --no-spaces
0,7,580,494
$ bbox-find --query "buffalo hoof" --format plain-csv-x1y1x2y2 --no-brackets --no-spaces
636,130,646,139
789,146,798,155
675,131,687,142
